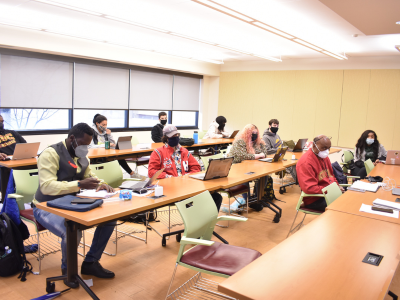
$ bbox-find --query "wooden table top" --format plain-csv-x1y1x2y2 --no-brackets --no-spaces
327,164,400,224
219,210,400,300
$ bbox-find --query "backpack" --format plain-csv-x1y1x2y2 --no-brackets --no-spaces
331,162,348,185
179,138,195,146
262,176,277,202
0,213,32,281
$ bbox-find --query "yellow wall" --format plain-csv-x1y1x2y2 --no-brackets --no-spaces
218,69,400,149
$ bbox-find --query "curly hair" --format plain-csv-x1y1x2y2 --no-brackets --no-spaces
235,124,265,154
356,130,380,160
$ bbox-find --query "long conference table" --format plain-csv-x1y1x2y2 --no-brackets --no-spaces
33,147,339,299
219,163,400,300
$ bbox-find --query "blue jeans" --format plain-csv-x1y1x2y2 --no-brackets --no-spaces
33,207,116,270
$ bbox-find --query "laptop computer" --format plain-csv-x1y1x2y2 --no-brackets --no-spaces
11,143,40,160
386,150,400,165
116,136,132,150
259,147,288,162
189,157,234,181
223,130,239,139
119,168,165,192
392,188,400,196
287,138,308,152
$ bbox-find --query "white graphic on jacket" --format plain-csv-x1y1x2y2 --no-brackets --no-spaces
163,158,173,171
182,160,189,172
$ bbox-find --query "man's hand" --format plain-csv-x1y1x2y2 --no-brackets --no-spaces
339,186,345,193
0,153,7,160
96,183,114,192
79,177,100,189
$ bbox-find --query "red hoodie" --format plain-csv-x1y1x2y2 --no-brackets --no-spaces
148,144,201,179
296,149,339,206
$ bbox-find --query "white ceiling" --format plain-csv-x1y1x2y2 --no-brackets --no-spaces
0,0,398,64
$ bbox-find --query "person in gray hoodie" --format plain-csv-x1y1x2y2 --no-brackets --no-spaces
91,114,136,177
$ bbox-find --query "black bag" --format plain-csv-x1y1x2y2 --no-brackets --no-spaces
0,213,32,280
366,176,383,183
332,162,348,185
263,176,277,202
249,202,263,212
179,138,195,146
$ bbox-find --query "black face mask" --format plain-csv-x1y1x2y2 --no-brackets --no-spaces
270,127,279,134
161,120,167,125
251,133,258,142
168,136,180,147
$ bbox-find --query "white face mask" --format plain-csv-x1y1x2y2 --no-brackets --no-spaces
366,138,374,145
72,139,89,158
314,142,329,159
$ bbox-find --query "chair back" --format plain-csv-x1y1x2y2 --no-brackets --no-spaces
321,183,342,206
198,130,207,139
343,150,354,163
131,136,139,146
13,169,39,210
91,160,123,188
364,159,374,175
175,191,218,242
200,153,224,170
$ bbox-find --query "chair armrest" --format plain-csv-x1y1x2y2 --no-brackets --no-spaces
122,178,142,182
217,216,247,222
301,193,325,197
340,184,352,187
347,176,360,179
7,193,23,199
180,237,214,246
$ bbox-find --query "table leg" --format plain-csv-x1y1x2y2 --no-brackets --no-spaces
1,167,11,203
45,220,99,300
256,176,282,223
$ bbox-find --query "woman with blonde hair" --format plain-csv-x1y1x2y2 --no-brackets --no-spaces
228,124,268,163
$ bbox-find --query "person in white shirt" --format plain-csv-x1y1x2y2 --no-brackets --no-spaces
203,116,230,139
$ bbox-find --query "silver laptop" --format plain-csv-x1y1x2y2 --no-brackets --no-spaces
223,130,239,139
189,157,234,181
12,143,40,160
392,188,400,196
287,138,308,152
119,168,164,191
386,150,400,165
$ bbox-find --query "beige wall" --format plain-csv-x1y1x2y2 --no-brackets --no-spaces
218,69,400,149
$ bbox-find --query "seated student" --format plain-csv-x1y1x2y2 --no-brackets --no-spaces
0,114,27,155
151,112,168,143
32,123,116,287
148,124,222,210
91,113,136,178
352,130,387,179
203,116,230,139
296,135,344,212
262,119,283,153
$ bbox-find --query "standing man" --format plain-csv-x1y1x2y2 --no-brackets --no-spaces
151,112,168,143
262,119,282,154
296,135,344,212
32,123,116,288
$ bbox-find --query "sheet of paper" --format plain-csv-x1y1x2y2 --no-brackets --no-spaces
351,181,380,192
138,143,151,149
359,204,399,219
77,189,118,199
83,279,93,287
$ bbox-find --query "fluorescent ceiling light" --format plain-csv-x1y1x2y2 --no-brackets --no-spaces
104,15,169,33
34,0,102,16
195,0,254,22
217,45,252,55
0,21,43,31
251,54,282,62
322,51,347,60
170,32,216,45
253,22,294,39
192,57,224,64
293,39,322,51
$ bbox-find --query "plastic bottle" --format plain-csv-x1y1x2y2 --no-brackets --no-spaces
193,131,199,144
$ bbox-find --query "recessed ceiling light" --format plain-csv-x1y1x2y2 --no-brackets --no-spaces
322,51,347,60
293,39,322,51
0,21,43,31
194,0,254,22
104,15,169,33
216,45,252,55
35,0,102,16
253,22,294,39
251,54,282,62
170,32,217,45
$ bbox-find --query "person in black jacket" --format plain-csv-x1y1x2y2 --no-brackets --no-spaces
151,112,167,143
0,115,27,155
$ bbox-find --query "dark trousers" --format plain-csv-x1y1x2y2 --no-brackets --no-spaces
211,192,223,212
118,159,133,174
352,166,367,179
304,197,327,212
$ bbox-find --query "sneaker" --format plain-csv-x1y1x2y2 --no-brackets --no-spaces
81,261,115,278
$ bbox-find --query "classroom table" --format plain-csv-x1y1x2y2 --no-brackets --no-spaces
327,164,400,225
218,210,400,300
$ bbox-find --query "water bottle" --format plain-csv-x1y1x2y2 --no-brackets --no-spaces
193,131,199,144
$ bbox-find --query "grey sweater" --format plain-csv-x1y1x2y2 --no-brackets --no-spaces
262,128,283,153
354,144,387,162
90,124,115,146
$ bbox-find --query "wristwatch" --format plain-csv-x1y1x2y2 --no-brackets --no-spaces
77,181,81,188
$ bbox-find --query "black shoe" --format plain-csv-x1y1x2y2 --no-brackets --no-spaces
81,261,115,278
61,268,79,288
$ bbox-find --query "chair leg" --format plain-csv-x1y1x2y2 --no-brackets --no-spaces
287,212,307,238
165,263,178,300
389,291,398,300
37,229,41,274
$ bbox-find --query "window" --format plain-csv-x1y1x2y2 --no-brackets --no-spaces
73,110,126,128
172,111,197,127
0,108,70,130
129,110,170,128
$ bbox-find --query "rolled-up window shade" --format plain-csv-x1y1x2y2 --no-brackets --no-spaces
130,70,173,110
0,54,73,108
172,76,201,111
74,63,129,109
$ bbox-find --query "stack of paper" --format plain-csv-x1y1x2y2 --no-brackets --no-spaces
372,199,400,211
77,189,118,199
350,181,380,192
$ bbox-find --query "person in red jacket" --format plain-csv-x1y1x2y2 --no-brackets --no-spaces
148,125,222,210
296,135,344,212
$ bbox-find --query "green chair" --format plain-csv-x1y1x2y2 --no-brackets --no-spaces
8,169,62,274
85,161,147,256
286,183,343,238
165,191,261,300
198,130,208,139
340,150,354,174
126,136,150,176
365,159,375,175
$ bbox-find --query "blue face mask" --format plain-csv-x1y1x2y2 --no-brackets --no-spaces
366,138,374,145
168,136,180,147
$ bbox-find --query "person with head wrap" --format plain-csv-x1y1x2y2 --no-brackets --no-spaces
203,116,230,139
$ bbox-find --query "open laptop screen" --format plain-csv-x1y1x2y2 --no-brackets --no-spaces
204,157,234,180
